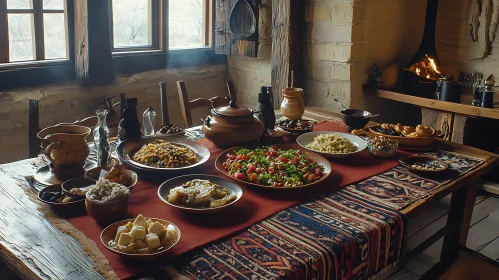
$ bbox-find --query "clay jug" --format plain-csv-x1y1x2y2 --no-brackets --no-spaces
37,125,91,169
280,87,305,120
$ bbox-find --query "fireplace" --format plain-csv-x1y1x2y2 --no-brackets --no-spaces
403,0,443,98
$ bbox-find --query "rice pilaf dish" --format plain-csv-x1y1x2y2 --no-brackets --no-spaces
132,139,199,168
306,134,358,154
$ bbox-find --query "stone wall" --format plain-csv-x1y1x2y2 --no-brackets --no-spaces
0,64,227,163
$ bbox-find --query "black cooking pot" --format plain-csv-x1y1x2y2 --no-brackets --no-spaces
340,109,372,129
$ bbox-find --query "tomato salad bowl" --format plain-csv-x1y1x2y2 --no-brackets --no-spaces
215,144,331,189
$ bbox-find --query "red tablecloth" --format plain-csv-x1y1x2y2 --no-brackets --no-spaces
63,121,404,279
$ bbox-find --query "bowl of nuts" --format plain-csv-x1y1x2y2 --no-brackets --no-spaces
367,136,398,158
399,156,449,176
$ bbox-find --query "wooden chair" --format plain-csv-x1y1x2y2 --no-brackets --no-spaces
177,80,236,128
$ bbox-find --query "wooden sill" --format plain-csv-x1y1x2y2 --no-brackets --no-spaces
363,86,499,120
0,59,72,71
112,48,226,75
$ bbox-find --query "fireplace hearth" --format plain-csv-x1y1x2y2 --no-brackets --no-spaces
403,0,443,98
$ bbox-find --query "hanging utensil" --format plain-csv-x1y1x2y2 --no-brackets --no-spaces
230,0,257,40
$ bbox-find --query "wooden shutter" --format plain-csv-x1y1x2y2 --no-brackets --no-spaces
215,0,259,57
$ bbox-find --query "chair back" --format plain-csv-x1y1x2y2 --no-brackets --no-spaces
177,80,234,128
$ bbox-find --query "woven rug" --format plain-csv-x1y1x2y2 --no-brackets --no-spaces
170,150,483,280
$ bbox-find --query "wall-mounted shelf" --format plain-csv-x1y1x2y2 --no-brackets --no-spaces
363,86,499,120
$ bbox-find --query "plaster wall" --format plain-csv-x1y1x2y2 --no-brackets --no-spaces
0,64,227,163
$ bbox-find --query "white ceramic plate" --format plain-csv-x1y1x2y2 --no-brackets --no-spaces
296,132,367,158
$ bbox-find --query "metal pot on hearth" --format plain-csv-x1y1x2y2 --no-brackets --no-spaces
202,98,265,148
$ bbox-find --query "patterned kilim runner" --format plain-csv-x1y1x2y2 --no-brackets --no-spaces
171,150,483,279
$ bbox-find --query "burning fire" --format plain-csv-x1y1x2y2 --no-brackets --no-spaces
408,54,443,80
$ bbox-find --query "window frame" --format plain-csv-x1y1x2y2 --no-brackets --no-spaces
0,0,223,90
0,0,75,90
0,0,72,64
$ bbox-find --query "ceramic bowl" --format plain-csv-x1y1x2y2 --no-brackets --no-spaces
38,185,85,209
369,125,435,149
101,218,181,259
116,136,210,174
61,177,96,199
399,156,449,176
340,109,372,129
85,195,129,224
296,132,367,158
215,144,331,190
157,174,243,213
84,167,138,190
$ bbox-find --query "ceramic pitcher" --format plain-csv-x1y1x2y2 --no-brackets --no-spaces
37,125,91,169
281,87,305,120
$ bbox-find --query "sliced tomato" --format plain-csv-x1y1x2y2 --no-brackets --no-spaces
273,182,282,188
235,163,242,169
228,155,236,160
278,155,289,163
278,165,286,171
234,172,246,181
268,166,275,172
314,168,323,176
247,165,256,173
249,173,258,182
305,157,314,163
242,155,250,161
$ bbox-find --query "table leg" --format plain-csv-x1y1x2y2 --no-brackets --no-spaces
421,185,471,279
459,183,478,245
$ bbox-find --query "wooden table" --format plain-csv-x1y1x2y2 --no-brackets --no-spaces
0,107,497,279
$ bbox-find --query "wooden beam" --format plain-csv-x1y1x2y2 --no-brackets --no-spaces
271,0,305,109
74,0,115,86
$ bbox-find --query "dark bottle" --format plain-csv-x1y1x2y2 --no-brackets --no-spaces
118,98,141,141
481,75,495,108
256,86,275,130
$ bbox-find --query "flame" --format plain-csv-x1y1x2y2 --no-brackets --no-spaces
408,54,444,80
427,56,440,75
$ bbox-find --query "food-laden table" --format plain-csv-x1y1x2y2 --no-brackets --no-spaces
0,107,497,279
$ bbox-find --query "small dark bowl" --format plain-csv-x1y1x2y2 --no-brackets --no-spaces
340,109,372,129
62,178,96,199
38,185,85,209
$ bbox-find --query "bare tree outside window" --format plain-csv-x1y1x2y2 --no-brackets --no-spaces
112,0,150,47
169,0,203,49
2,0,68,63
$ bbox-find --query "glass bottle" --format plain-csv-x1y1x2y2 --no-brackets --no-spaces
143,107,156,136
93,109,110,166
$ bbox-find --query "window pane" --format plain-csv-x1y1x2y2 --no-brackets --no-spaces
44,13,67,59
8,14,34,62
169,0,203,49
43,0,64,10
7,0,31,9
112,0,151,47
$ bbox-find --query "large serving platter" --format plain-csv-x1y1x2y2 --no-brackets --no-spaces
116,135,210,173
215,144,331,190
296,132,367,159
369,125,435,148
157,174,243,213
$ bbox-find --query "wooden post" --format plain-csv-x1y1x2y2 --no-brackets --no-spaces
74,0,115,86
271,0,305,109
